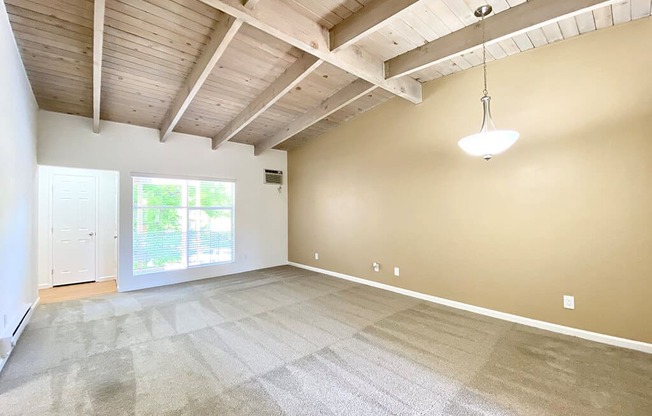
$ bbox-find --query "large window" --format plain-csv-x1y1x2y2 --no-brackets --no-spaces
133,176,234,275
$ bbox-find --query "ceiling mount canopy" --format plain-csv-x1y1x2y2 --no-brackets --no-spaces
458,4,520,161
474,4,493,18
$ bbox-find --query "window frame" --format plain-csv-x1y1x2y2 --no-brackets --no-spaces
131,174,236,276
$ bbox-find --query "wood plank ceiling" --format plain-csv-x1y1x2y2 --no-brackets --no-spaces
6,0,652,152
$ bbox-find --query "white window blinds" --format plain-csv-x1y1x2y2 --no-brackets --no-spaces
132,176,234,275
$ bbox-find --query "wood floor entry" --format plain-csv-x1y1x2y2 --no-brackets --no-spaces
3,266,651,415
39,280,117,304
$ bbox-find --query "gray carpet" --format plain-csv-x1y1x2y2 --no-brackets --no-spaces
0,266,650,415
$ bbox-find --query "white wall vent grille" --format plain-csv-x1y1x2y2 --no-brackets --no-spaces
264,169,283,185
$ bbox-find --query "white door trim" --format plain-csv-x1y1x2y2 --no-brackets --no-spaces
40,166,120,288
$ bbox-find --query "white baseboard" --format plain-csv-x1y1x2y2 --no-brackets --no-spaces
38,283,52,290
0,297,40,374
289,262,652,354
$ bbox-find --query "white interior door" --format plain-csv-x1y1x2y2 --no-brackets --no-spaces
52,174,97,286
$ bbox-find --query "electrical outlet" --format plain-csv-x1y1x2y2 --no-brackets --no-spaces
372,262,380,272
563,295,575,310
314,252,319,260
394,267,400,277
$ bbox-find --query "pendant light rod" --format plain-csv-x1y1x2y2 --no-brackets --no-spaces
475,4,492,97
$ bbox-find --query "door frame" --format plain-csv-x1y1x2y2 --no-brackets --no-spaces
39,166,120,289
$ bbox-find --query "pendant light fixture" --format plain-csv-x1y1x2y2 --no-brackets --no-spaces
458,5,519,161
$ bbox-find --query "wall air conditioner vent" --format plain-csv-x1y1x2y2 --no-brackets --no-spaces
264,169,283,185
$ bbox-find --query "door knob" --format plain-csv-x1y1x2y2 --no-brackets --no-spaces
89,232,95,237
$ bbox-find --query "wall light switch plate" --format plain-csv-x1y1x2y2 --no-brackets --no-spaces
563,295,575,310
314,253,319,260
394,267,400,277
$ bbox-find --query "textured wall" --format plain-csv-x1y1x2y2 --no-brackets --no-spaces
288,18,652,343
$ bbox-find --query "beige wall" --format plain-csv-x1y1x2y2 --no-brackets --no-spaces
288,18,652,344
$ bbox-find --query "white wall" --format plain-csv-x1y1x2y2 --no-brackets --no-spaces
97,170,118,281
0,2,39,335
38,111,288,292
37,166,119,288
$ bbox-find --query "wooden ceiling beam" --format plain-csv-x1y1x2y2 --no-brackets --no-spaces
197,0,422,104
92,0,106,134
212,53,323,150
330,0,421,51
159,15,243,142
254,78,376,155
385,0,616,79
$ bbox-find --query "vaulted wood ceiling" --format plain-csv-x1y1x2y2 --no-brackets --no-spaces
6,0,652,152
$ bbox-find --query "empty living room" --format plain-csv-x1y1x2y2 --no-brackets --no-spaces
1,0,651,414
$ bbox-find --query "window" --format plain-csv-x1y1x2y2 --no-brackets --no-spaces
133,176,234,275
